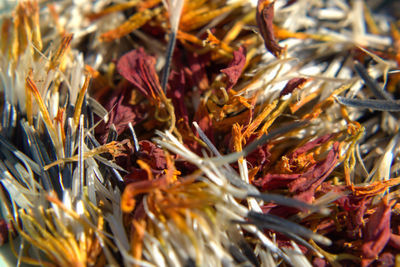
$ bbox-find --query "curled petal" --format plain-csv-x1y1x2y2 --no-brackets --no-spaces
256,0,283,57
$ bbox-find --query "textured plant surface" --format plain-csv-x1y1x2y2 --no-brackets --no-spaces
0,0,400,266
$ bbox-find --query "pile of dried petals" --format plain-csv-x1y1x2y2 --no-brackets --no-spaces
0,0,400,266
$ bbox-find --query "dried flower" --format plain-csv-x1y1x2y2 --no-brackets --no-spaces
1,0,400,266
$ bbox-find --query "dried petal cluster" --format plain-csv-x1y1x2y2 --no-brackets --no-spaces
0,0,400,267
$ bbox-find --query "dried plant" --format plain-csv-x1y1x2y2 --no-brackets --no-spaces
0,0,399,266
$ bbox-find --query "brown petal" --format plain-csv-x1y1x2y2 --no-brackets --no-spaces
256,0,283,57
280,78,308,97
0,219,9,245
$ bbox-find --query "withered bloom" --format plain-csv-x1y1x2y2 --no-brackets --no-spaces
117,47,176,131
2,0,400,266
254,135,340,203
117,48,162,101
256,0,283,57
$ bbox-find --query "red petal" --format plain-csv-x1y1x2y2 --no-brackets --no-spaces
389,233,400,250
137,140,167,170
256,0,283,57
313,257,328,267
117,47,162,99
193,103,215,145
291,134,333,157
95,85,145,144
289,142,339,193
122,140,167,184
220,46,247,90
254,172,303,190
361,199,392,266
376,252,395,267
186,52,210,91
167,70,189,124
245,134,271,170
254,135,337,198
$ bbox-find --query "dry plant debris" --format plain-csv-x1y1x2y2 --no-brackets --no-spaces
0,0,400,266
